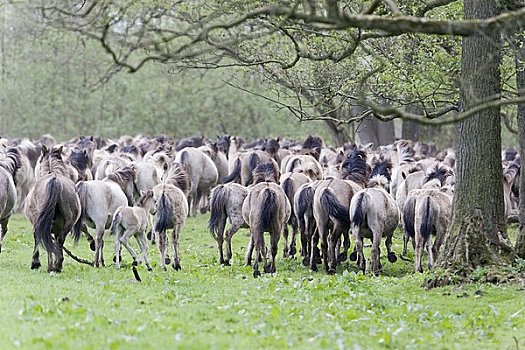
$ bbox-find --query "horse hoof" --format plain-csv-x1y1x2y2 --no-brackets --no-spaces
172,264,181,271
264,265,272,273
31,262,41,270
388,252,398,263
302,257,310,267
349,251,358,261
200,207,208,214
132,260,138,267
310,265,318,272
289,246,297,256
338,252,348,263
327,268,336,275
253,270,261,278
147,266,152,271
165,258,171,265
223,260,231,267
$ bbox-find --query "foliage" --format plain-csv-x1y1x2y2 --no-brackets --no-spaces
0,214,524,349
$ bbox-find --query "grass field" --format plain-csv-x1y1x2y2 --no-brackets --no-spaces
0,213,523,349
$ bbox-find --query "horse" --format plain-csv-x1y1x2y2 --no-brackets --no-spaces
111,190,155,271
224,150,276,186
175,147,218,216
198,143,228,183
208,183,248,265
0,147,21,252
312,149,369,274
349,174,399,275
73,166,137,267
67,149,93,181
24,146,81,272
243,162,290,277
403,186,453,272
280,171,310,257
151,183,189,271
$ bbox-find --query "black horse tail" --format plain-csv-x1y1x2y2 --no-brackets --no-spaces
34,177,60,255
351,192,367,228
296,185,313,220
282,177,295,225
208,185,227,241
419,195,434,241
72,181,88,244
257,188,277,232
320,188,350,225
223,158,241,183
403,195,416,239
286,157,302,173
110,210,122,237
155,193,172,234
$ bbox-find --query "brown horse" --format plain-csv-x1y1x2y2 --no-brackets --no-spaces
0,147,21,252
243,162,290,277
24,146,81,272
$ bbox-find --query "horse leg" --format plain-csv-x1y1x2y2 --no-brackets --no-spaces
31,231,41,269
121,229,140,266
426,235,434,270
353,229,366,273
245,233,254,266
252,231,261,278
385,234,397,263
338,228,350,263
282,224,290,257
289,220,298,257
371,233,382,276
402,232,409,257
172,225,182,270
82,224,95,252
225,220,242,265
414,234,424,273
54,234,66,273
268,228,280,273
137,231,152,271
94,225,105,267
309,227,320,271
114,229,122,269
158,230,168,271
299,216,307,258
0,218,8,253
216,220,226,265
327,225,342,274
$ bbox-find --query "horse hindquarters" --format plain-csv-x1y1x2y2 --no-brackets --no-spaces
414,195,436,273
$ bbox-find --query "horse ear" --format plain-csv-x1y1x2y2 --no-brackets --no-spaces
41,145,48,155
58,146,64,154
90,135,94,141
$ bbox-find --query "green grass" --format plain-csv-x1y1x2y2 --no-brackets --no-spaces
0,213,523,349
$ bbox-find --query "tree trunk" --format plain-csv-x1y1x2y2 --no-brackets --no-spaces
353,104,396,147
437,0,509,271
514,31,525,258
401,106,422,141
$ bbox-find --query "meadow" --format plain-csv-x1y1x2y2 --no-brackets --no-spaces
0,213,523,349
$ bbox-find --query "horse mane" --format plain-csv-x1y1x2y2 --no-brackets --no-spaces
136,189,153,207
0,147,22,179
262,138,280,155
424,163,452,186
340,149,370,186
370,158,392,182
252,162,279,184
302,135,322,150
367,175,389,190
68,150,89,171
397,140,415,164
45,147,69,177
164,163,191,194
106,166,136,185
120,144,140,158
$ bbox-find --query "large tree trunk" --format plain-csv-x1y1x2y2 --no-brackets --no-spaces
514,32,525,258
437,0,509,271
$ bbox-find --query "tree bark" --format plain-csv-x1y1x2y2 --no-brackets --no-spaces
437,0,509,271
514,31,525,258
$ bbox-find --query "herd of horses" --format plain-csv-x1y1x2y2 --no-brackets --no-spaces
0,134,520,277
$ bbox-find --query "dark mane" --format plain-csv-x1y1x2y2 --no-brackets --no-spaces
252,162,279,184
165,163,191,195
0,147,22,180
424,164,452,185
370,158,392,182
121,145,140,157
341,149,370,186
68,150,89,171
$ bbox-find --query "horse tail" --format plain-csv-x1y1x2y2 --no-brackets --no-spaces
208,185,227,241
419,195,434,241
154,193,172,234
247,152,260,184
223,158,241,183
296,186,313,220
258,187,277,232
351,192,367,228
179,149,189,167
110,210,122,237
72,181,88,244
282,177,295,224
34,177,60,255
403,195,416,238
320,188,350,225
